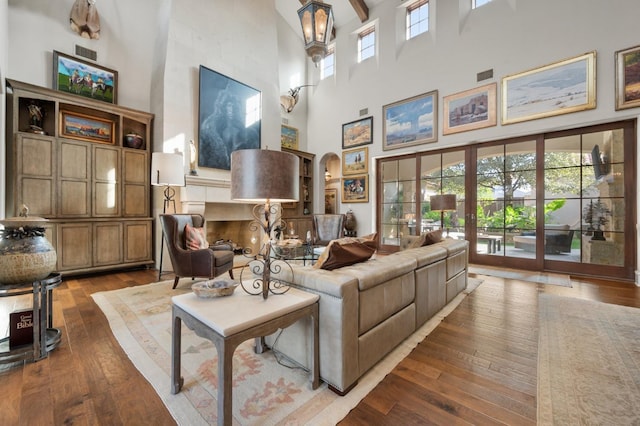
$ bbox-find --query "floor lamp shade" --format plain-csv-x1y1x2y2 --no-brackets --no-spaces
430,194,457,212
230,149,299,202
151,152,185,187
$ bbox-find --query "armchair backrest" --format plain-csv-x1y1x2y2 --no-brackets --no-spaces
160,214,204,252
313,214,345,246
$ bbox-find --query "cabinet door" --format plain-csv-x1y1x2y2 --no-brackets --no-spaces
94,222,123,266
122,150,149,217
59,140,90,217
56,223,92,271
93,145,120,217
14,134,56,216
124,220,152,262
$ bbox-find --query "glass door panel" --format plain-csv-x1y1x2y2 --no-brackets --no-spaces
380,157,416,247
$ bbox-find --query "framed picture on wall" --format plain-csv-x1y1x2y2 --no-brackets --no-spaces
502,51,596,124
53,50,118,104
198,65,261,170
324,188,338,214
342,116,373,148
342,146,368,176
281,124,299,149
615,44,640,110
341,174,369,203
383,90,438,150
443,83,497,135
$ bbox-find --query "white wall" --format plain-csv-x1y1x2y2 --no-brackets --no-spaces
304,0,640,241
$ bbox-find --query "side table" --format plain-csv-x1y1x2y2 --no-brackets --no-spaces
171,287,319,426
0,273,62,364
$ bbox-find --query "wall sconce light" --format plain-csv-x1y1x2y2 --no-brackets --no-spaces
298,0,334,65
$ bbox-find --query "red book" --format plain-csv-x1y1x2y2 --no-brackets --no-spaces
9,309,34,349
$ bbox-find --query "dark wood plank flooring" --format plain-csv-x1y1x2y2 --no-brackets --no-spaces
0,268,638,425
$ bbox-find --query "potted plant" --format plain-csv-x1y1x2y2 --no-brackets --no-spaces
582,199,611,241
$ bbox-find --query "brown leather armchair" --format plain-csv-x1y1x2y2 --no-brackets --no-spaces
312,214,345,246
159,214,234,289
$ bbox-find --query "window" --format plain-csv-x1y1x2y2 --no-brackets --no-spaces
358,27,375,63
472,0,492,8
321,46,335,80
406,0,428,40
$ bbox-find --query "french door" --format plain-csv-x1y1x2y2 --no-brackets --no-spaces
377,120,636,280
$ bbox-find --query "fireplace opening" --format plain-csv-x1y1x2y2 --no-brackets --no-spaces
207,220,259,256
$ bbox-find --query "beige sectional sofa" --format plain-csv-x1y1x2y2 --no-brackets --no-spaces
268,238,468,394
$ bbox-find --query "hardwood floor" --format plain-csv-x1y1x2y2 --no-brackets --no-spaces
0,268,638,425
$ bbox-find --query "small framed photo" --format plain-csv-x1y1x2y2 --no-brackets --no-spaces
342,146,368,176
502,51,596,124
342,116,373,148
383,90,438,150
443,83,497,135
53,50,118,104
281,124,299,149
341,174,369,203
615,44,640,110
59,110,115,145
324,188,338,214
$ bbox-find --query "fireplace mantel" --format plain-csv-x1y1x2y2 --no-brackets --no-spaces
180,174,253,220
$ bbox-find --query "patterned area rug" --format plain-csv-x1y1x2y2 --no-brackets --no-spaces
91,277,483,425
537,294,640,425
468,265,572,287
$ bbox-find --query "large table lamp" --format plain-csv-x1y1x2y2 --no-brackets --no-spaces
151,152,185,280
231,149,299,299
430,194,457,236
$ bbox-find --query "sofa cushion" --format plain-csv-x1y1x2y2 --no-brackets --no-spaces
399,235,424,251
314,238,376,270
421,229,443,246
184,223,208,250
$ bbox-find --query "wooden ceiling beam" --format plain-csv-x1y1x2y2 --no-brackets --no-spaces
349,0,369,22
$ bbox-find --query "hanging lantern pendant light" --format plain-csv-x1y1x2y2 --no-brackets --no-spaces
298,1,334,64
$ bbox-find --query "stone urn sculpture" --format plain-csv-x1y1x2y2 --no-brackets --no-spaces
344,209,357,237
0,206,57,284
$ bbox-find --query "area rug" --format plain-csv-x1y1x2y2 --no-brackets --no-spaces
92,276,483,425
537,294,640,425
468,264,572,287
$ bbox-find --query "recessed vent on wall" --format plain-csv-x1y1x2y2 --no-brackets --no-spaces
75,45,97,61
359,108,368,116
477,69,493,82
282,117,289,125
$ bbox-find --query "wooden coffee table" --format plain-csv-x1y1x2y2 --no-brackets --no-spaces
171,287,319,426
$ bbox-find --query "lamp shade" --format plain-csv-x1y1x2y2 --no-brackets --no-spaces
430,194,457,212
298,0,334,64
230,149,299,202
150,152,185,186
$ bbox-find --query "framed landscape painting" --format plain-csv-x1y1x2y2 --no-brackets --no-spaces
198,65,261,170
60,110,115,144
443,83,497,135
502,51,596,125
281,124,299,149
53,50,117,104
615,44,640,110
342,116,373,148
342,146,368,176
341,174,369,203
383,90,438,150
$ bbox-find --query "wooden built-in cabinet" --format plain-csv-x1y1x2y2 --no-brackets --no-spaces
5,79,154,276
281,148,315,239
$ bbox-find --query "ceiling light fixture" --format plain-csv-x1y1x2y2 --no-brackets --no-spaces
298,0,334,65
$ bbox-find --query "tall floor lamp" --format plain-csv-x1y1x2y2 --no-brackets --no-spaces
151,152,185,280
430,194,457,237
230,148,299,299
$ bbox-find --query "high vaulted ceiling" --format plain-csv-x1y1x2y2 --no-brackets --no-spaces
276,0,384,39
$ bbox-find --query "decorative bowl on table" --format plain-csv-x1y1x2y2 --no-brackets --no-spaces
192,279,238,298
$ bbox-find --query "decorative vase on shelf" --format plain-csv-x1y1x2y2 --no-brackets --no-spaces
0,206,57,284
124,132,144,149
